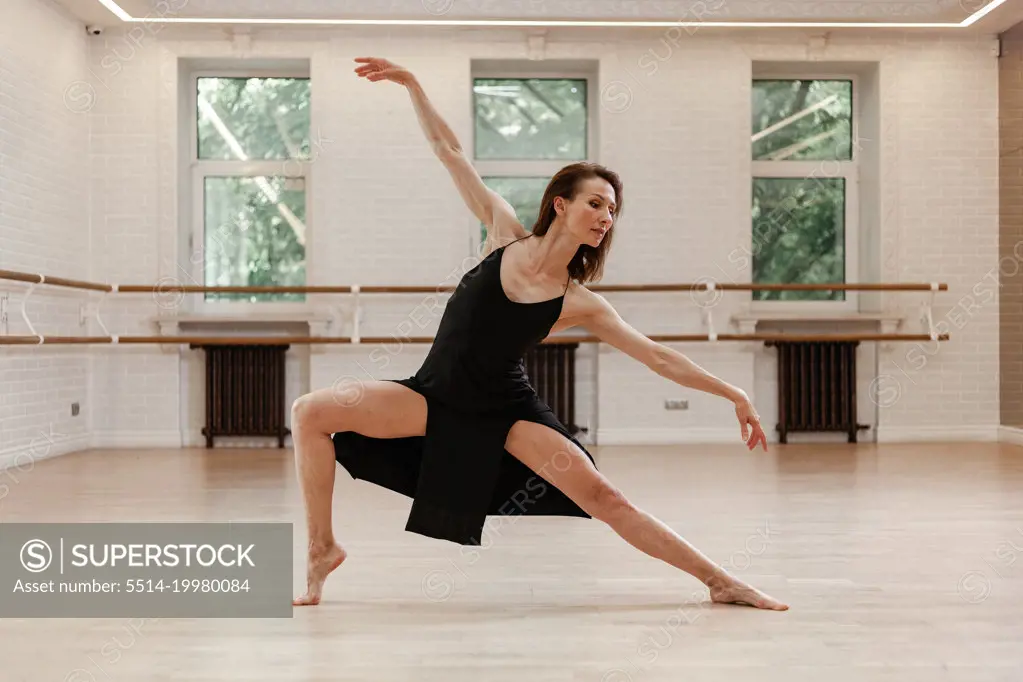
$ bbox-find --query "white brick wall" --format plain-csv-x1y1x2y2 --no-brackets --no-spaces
0,0,92,468
86,20,180,448
0,14,1002,459
875,41,1001,440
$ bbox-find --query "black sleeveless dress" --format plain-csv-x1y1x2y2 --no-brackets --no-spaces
332,235,596,546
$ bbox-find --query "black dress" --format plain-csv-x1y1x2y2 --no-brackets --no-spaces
332,235,596,546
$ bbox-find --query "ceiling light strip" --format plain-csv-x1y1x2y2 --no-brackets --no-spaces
961,0,1009,27
96,0,131,21
134,17,961,28
93,0,993,29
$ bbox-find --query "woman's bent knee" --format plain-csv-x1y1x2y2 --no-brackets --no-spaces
292,390,350,434
292,394,311,423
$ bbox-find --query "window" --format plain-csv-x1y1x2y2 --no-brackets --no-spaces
191,74,310,303
751,77,856,305
472,73,591,246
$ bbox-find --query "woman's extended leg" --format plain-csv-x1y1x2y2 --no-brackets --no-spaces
504,420,788,610
290,380,427,606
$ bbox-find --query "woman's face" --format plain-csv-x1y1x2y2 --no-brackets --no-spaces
556,176,616,247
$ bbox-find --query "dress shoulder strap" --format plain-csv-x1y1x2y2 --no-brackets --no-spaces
507,233,533,248
493,234,532,259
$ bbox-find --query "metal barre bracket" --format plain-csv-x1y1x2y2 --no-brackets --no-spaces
702,307,717,342
351,284,361,344
20,277,44,344
920,284,939,342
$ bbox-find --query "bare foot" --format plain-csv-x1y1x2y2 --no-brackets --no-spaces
293,543,347,606
707,574,788,611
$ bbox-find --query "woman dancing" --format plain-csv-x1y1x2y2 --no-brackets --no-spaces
291,57,787,611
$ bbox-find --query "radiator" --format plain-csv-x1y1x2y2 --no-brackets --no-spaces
524,343,584,436
766,340,867,443
191,344,291,448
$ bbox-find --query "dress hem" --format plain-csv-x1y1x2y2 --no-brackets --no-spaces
332,375,595,546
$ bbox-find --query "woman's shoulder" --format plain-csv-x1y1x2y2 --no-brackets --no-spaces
559,281,608,323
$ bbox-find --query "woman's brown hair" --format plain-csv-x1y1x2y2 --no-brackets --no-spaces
531,162,623,284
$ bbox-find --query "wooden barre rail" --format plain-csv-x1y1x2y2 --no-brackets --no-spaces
0,333,951,345
0,270,114,292
0,268,949,294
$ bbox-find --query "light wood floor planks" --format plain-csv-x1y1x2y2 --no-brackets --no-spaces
1,442,1021,681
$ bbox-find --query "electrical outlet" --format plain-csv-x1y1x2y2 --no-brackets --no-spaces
71,402,80,417
664,399,689,410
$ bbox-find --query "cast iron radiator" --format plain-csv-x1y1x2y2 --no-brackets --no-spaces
524,343,585,436
766,340,867,443
191,344,291,448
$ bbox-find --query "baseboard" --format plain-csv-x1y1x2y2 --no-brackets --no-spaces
998,426,1023,446
600,425,1007,446
91,430,182,448
596,428,740,445
181,432,294,449
0,433,92,472
877,425,1001,443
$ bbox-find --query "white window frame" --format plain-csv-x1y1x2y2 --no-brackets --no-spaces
187,67,311,314
750,71,859,313
469,65,597,252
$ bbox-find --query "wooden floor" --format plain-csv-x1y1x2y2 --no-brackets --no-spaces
1,441,1022,681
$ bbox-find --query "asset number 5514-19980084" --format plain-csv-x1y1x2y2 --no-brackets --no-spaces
126,579,251,593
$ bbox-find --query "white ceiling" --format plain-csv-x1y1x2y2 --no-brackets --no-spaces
52,0,1023,33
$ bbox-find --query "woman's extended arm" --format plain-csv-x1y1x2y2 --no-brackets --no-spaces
564,285,768,450
354,57,527,251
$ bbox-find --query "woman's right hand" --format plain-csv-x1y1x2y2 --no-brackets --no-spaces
354,57,416,86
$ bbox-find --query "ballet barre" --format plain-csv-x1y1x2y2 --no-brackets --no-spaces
0,269,949,294
0,333,950,346
0,268,949,345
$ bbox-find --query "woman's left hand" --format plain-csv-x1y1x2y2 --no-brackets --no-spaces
353,57,416,86
735,397,768,451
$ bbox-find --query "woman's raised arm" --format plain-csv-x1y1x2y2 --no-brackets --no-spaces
354,57,528,253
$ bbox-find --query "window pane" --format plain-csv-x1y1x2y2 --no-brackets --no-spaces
474,78,587,160
752,177,845,301
197,77,310,161
752,80,851,161
479,176,549,243
203,176,306,302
